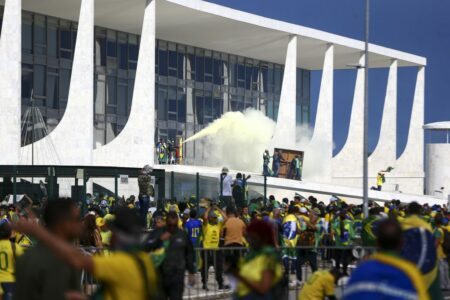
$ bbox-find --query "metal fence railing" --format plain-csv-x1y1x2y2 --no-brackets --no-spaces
78,246,375,300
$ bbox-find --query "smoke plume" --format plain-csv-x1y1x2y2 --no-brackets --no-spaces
185,109,275,172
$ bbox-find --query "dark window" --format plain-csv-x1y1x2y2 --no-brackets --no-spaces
34,15,46,55
157,85,167,121
158,48,168,76
22,65,33,100
118,33,127,69
22,14,33,54
195,53,204,82
107,76,117,105
33,65,46,97
117,83,127,116
107,30,117,57
59,69,71,100
47,18,58,57
47,68,59,109
177,89,186,123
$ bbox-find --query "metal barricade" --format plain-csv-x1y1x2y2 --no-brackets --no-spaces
75,245,374,299
182,246,375,300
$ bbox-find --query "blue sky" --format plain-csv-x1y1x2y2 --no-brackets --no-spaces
207,0,450,156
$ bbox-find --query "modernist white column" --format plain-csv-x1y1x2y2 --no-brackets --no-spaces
332,53,365,186
369,60,397,174
270,35,297,150
393,66,425,194
0,0,21,165
20,0,94,165
304,44,334,182
94,0,155,167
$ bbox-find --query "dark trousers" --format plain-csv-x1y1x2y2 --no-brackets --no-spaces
1,282,15,300
371,185,382,191
273,163,280,177
263,164,270,176
296,250,318,281
201,250,224,287
220,196,233,208
224,243,244,270
139,195,150,226
162,272,184,300
334,249,352,275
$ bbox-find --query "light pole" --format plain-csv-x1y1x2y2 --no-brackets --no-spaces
362,0,370,217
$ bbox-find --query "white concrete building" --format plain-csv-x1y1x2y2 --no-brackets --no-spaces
425,122,450,201
0,0,427,195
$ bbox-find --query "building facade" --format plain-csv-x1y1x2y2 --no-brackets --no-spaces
0,8,311,165
0,0,427,194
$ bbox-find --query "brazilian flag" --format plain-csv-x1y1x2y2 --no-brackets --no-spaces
401,215,441,299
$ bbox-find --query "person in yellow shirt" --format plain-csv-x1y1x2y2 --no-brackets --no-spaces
96,218,112,248
0,219,23,300
232,219,284,299
299,269,340,300
201,205,229,291
433,213,450,289
14,208,159,300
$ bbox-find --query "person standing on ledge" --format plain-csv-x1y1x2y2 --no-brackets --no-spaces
263,150,272,176
220,167,233,208
138,165,155,227
272,151,285,178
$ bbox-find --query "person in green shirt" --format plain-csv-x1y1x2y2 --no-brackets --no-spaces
294,155,302,181
361,207,381,247
332,211,355,276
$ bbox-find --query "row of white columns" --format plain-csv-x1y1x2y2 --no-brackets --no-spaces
0,0,156,168
272,36,425,193
0,0,425,194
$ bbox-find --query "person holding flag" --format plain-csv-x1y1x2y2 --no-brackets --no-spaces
400,202,441,299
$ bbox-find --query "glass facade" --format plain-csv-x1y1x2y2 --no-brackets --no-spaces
1,9,311,164
156,40,310,164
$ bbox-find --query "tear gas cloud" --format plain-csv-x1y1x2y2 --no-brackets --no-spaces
185,108,329,179
184,109,275,172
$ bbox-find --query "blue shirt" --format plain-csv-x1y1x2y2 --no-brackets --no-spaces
185,219,202,246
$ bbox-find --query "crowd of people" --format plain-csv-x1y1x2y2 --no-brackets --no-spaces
263,150,303,180
0,165,448,299
156,139,179,165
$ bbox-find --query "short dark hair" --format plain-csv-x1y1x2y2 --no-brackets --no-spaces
43,198,78,229
189,209,197,219
227,206,236,216
408,202,422,215
377,218,403,251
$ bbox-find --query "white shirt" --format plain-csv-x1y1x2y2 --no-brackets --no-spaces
221,174,233,196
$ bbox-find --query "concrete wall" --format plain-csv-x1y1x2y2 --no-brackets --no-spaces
270,35,297,151
392,67,425,194
332,54,365,188
0,0,21,165
426,143,450,200
369,60,397,175
94,0,155,168
304,44,334,182
20,0,94,165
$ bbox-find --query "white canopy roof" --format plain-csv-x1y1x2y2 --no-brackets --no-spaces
14,0,427,70
423,122,450,131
